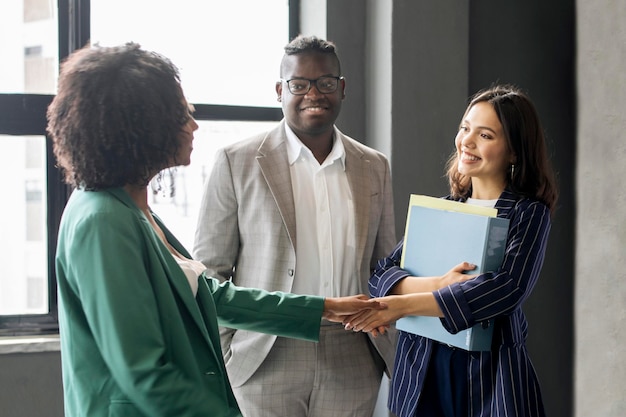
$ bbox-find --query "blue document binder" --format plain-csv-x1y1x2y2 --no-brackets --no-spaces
395,195,510,351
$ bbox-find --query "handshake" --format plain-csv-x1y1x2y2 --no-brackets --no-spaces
322,261,478,336
322,295,393,338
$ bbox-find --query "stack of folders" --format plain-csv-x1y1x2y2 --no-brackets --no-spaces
395,194,510,351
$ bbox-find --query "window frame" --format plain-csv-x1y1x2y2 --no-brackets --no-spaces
0,0,298,336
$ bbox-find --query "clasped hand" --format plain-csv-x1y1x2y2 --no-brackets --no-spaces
322,294,388,323
342,261,478,337
342,295,406,337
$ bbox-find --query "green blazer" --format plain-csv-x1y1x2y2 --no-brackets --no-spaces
56,188,325,417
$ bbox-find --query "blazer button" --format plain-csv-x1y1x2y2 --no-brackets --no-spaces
288,269,294,277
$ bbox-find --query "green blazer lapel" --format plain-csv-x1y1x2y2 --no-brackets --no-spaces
106,188,216,351
153,214,223,352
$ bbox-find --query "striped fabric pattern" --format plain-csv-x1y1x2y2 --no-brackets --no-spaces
370,190,550,417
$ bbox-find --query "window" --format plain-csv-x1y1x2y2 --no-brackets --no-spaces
0,135,47,315
0,0,298,336
0,0,58,95
148,120,278,248
91,0,289,107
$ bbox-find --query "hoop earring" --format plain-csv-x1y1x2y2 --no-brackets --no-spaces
510,164,515,178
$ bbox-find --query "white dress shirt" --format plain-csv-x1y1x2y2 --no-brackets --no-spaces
284,124,358,298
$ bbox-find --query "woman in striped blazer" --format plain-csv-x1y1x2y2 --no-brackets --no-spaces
345,84,558,417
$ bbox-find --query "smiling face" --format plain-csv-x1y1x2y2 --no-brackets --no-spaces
455,101,515,198
276,51,345,144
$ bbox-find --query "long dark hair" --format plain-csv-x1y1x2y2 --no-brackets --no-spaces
446,85,558,214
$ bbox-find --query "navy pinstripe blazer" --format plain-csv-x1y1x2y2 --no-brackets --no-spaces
370,189,550,417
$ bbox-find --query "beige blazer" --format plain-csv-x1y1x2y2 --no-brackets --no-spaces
194,121,397,387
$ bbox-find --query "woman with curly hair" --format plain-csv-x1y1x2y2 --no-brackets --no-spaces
48,43,384,417
345,85,558,417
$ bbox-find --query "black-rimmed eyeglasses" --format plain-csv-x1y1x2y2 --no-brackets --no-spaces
281,76,344,95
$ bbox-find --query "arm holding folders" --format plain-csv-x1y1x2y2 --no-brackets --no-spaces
395,194,510,351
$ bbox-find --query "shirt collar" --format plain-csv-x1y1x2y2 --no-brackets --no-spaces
284,123,346,169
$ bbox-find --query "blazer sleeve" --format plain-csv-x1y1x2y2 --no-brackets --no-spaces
371,155,397,270
60,209,215,416
434,199,552,333
193,147,239,282
368,239,411,297
203,277,324,342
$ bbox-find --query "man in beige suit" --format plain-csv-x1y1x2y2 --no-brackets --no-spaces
194,35,397,417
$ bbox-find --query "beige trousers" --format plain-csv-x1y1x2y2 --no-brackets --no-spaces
232,324,385,417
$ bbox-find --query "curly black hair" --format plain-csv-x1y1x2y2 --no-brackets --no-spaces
47,42,190,190
280,34,341,77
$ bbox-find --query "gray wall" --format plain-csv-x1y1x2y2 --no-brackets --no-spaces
3,1,626,417
0,351,63,416
576,0,626,415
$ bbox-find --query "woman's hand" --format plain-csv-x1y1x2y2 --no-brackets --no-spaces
344,262,477,335
343,294,413,334
437,261,478,288
390,261,478,295
322,294,388,323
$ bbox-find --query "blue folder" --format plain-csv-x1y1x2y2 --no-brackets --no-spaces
396,195,510,351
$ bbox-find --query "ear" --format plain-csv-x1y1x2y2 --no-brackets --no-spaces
275,81,283,102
